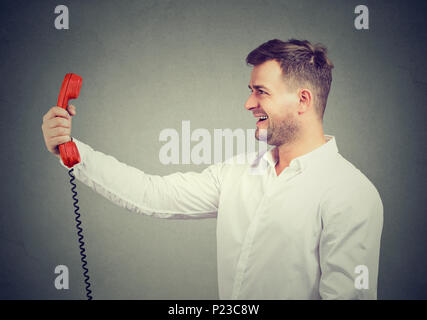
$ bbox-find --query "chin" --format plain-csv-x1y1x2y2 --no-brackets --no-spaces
255,129,271,144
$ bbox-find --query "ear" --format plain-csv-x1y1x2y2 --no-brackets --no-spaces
297,88,313,115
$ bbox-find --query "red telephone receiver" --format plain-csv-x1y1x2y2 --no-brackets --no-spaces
57,73,83,168
56,73,93,300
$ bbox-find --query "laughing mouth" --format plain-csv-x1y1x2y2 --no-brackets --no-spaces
256,115,268,124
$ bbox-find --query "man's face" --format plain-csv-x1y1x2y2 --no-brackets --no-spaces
245,59,300,146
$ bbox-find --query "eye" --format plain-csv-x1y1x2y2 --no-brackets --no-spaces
248,87,268,95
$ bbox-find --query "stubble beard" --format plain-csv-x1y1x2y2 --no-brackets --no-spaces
255,113,299,146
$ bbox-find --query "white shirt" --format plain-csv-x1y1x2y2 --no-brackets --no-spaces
60,135,383,299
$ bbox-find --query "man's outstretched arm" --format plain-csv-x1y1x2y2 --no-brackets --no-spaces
58,138,222,219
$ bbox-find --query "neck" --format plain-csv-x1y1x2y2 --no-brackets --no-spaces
273,125,326,175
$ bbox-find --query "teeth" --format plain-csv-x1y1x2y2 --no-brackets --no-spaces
260,116,268,120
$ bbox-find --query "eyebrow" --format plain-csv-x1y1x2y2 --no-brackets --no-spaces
248,84,271,92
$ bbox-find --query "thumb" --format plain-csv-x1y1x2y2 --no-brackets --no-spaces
68,104,76,116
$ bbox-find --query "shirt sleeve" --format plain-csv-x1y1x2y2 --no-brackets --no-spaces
318,181,384,299
58,138,222,219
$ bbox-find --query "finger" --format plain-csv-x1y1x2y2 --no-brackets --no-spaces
68,104,76,116
44,106,71,121
52,106,71,119
51,135,72,146
46,117,71,129
48,127,71,138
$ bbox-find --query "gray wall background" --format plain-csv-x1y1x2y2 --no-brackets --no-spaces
0,0,426,299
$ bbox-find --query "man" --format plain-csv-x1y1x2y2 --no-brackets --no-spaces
42,39,383,299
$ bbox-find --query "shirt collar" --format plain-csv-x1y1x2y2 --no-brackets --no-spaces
260,135,338,171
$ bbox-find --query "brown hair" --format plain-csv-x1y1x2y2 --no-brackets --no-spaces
246,39,334,120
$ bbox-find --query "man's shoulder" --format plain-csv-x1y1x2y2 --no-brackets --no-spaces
321,153,382,206
319,154,384,227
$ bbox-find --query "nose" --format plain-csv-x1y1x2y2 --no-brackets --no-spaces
244,92,257,111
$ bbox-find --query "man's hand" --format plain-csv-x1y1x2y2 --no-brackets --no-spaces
41,105,76,159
